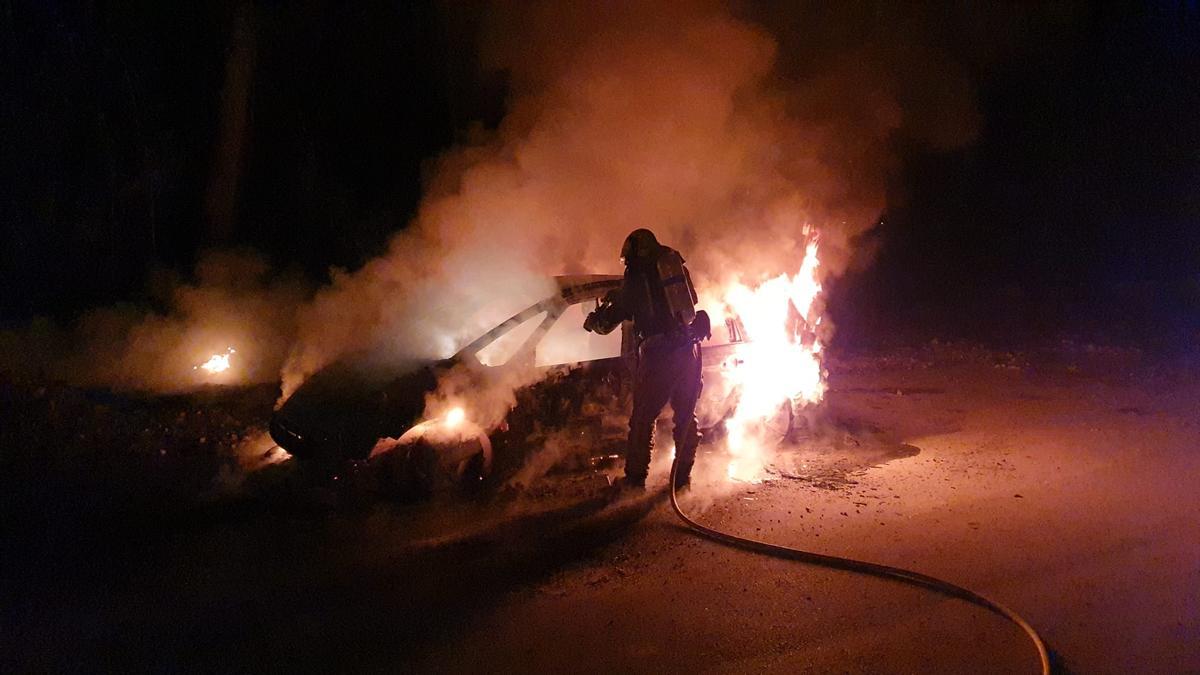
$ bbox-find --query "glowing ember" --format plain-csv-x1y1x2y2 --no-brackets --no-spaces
232,432,292,472
263,444,292,465
195,347,236,374
718,237,825,481
444,406,466,429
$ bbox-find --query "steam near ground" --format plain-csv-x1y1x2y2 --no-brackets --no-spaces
5,1,990,419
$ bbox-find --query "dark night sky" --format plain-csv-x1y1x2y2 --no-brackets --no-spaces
2,1,1198,347
837,2,1200,346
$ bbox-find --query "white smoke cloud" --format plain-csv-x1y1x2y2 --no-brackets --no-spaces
280,0,983,409
0,250,307,393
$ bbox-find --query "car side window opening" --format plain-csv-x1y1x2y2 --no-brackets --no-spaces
474,310,550,367
536,302,622,367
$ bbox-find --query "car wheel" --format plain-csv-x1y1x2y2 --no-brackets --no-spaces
370,421,494,500
700,398,794,446
763,399,794,444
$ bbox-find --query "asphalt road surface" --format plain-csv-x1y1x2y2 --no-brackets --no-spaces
407,347,1200,673
5,344,1198,673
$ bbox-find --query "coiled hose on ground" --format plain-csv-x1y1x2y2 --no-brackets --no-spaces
667,461,1051,675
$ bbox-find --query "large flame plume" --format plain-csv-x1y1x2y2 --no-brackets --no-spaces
716,234,825,481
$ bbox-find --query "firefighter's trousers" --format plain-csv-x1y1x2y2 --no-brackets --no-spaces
625,337,702,484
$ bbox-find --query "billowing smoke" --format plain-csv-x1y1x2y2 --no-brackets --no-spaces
281,1,982,404
0,250,307,393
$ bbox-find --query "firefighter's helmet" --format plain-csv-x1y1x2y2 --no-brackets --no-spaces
620,228,660,263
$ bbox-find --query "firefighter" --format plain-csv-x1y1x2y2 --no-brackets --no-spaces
584,229,709,490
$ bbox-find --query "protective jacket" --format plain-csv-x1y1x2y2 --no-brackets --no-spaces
585,245,698,342
584,238,705,488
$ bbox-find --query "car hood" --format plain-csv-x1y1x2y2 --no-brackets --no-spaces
271,355,443,461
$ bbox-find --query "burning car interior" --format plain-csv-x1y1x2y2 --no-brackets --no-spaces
4,2,1199,673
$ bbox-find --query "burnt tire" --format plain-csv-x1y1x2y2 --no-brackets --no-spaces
375,440,438,502
701,399,794,446
372,434,491,501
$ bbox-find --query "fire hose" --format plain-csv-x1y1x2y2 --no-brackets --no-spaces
667,461,1051,675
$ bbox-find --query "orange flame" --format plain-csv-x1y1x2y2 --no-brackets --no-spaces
718,239,825,481
195,347,236,374
444,406,466,429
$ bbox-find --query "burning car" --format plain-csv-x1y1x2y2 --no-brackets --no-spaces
270,275,628,486
270,272,801,493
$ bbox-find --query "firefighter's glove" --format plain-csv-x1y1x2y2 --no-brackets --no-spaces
689,310,712,342
584,304,620,335
583,310,602,333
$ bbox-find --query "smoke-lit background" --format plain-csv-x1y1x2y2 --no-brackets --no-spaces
2,1,1197,392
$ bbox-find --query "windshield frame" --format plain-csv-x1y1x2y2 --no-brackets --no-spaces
455,276,622,368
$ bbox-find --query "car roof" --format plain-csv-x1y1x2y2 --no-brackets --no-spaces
554,274,622,304
455,275,622,362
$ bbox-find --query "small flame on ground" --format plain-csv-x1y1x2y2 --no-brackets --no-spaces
195,347,236,374
718,237,825,481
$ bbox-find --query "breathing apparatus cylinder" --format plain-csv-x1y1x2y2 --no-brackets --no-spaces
656,249,697,327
